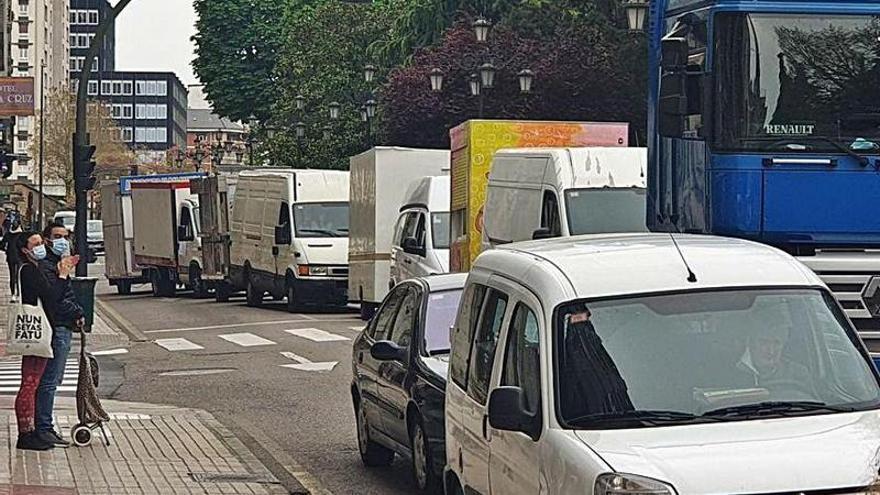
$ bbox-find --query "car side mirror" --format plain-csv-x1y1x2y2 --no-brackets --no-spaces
274,225,291,246
371,340,407,362
488,386,539,440
532,227,554,241
402,237,424,256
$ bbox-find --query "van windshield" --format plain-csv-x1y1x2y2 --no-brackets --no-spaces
565,189,647,235
555,289,880,429
293,202,349,238
431,213,451,249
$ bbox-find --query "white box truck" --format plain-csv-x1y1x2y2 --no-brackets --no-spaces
348,147,450,319
131,178,207,297
228,169,350,311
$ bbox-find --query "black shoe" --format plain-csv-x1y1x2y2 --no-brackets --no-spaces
39,430,70,448
16,432,54,451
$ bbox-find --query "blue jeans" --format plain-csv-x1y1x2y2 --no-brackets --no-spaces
36,326,73,433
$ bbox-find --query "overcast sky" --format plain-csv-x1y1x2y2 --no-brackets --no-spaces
114,0,198,87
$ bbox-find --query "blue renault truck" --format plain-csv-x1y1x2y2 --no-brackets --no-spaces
646,0,880,352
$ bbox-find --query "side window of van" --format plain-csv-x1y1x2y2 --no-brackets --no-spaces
402,212,419,244
541,191,562,237
468,289,509,405
450,284,487,389
180,207,193,240
414,214,427,249
502,304,542,416
393,214,407,247
278,203,291,227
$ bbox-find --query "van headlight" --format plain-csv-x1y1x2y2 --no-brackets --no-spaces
595,473,675,495
308,266,329,277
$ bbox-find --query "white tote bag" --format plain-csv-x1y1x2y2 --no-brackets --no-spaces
5,267,53,359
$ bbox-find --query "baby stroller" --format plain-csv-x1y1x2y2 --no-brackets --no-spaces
70,332,111,447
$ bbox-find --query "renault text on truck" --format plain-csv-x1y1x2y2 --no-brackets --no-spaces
647,0,880,340
481,147,647,250
229,169,350,311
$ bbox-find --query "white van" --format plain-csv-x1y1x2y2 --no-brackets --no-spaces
445,234,880,495
482,147,647,251
390,175,451,286
229,169,350,311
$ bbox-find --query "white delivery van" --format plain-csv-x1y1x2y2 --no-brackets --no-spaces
131,180,206,297
482,147,647,251
229,169,350,311
349,147,449,319
445,233,880,495
390,175,451,286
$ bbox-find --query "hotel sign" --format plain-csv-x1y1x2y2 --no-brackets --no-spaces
0,78,35,117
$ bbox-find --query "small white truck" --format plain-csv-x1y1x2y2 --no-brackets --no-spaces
131,177,207,297
348,147,450,320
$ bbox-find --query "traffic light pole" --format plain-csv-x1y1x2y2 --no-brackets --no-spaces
73,0,132,277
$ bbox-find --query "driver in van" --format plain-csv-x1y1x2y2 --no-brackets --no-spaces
734,318,816,397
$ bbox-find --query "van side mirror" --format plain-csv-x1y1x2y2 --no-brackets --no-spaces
274,225,291,245
402,237,425,257
532,227,554,241
371,340,407,362
488,387,540,440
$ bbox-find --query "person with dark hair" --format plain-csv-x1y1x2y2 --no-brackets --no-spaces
32,221,84,448
13,231,54,450
1,210,24,296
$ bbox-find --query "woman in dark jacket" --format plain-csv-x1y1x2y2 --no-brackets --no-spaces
12,231,55,451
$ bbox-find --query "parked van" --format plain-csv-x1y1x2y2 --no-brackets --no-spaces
482,147,647,252
390,175,451,286
229,169,350,310
445,234,880,495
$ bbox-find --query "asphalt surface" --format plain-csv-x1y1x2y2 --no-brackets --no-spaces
93,265,420,495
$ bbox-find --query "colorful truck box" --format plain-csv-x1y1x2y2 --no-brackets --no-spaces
449,119,630,272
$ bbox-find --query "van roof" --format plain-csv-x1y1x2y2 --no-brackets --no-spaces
422,272,468,292
238,169,349,178
401,175,450,212
478,234,822,300
492,147,646,190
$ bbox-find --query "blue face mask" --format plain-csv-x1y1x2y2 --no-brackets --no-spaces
50,238,70,256
30,244,47,260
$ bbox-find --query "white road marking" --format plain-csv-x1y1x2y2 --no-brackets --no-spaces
143,318,357,334
0,359,79,394
279,351,338,372
285,328,349,342
348,326,365,332
159,369,235,377
219,333,276,347
91,348,129,356
155,338,204,352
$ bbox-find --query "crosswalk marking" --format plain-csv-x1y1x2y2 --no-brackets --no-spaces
0,359,79,394
219,333,276,347
349,326,365,333
155,338,204,352
285,328,349,342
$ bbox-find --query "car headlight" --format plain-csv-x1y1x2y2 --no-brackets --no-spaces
595,473,675,495
308,266,329,277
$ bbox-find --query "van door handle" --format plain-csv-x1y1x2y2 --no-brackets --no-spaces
272,247,279,256
482,415,489,439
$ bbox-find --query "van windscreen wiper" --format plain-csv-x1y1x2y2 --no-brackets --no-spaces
743,136,870,166
566,409,711,427
703,401,855,419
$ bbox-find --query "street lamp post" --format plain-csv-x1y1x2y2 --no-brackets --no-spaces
624,0,649,31
38,59,45,230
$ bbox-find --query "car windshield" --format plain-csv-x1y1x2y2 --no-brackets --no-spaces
87,221,102,233
431,212,451,249
714,13,880,153
565,189,647,235
293,202,349,238
424,289,462,354
556,289,880,429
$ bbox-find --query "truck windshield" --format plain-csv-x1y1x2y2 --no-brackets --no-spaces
565,189,647,235
714,13,880,153
293,202,349,238
431,212,451,249
555,289,880,429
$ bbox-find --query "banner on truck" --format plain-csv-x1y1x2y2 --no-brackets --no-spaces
119,172,206,195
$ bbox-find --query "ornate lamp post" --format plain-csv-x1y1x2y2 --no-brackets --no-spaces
624,0,649,31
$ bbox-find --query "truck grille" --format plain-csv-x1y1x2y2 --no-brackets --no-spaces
819,273,880,321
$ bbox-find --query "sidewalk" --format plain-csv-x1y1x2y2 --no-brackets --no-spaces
0,256,289,494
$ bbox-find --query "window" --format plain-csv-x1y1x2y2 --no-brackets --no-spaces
540,191,562,237
122,81,133,95
19,1,28,15
135,104,145,119
393,214,407,246
146,127,157,143
19,22,27,34
111,104,122,119
111,82,122,95
401,212,419,244
90,57,98,72
86,80,98,96
468,288,509,404
451,284,487,388
69,10,76,24
371,288,407,342
122,104,132,119
146,104,156,119
180,207,194,240
431,213,451,249
100,81,111,95
157,127,168,144
424,289,463,354
119,127,133,143
136,81,147,96
18,47,27,60
146,80,158,96
414,214,427,250
156,80,167,96
69,34,75,47
156,104,167,119
502,304,542,415
135,127,146,143
389,288,418,348
77,11,87,24
88,10,98,25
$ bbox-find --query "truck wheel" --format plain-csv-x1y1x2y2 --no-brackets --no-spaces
150,270,161,297
116,280,132,296
215,282,231,303
286,283,301,314
190,264,209,299
152,269,175,298
246,278,263,307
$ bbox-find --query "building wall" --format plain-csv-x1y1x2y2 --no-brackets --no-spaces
11,0,69,179
69,0,113,78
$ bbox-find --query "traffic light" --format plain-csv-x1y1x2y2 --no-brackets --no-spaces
74,143,97,192
0,150,12,179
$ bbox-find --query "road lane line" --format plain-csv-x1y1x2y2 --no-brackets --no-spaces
155,338,204,352
284,328,349,342
143,318,357,334
220,333,277,347
92,348,129,356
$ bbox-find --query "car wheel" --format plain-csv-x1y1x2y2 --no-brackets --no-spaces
355,399,394,467
410,417,438,491
190,264,209,299
246,278,263,307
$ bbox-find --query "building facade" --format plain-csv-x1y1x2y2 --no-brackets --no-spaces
186,108,248,169
11,0,69,179
68,0,113,78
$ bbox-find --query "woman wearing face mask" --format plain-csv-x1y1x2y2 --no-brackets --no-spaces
13,231,54,450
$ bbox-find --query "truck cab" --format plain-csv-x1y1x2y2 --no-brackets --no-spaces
390,175,451,285
482,147,648,251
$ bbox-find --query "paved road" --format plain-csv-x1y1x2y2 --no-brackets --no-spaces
95,272,420,495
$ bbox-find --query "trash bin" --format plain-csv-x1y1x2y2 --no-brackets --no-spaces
71,277,98,332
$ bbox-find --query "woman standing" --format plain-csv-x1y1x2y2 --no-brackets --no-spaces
13,231,55,451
